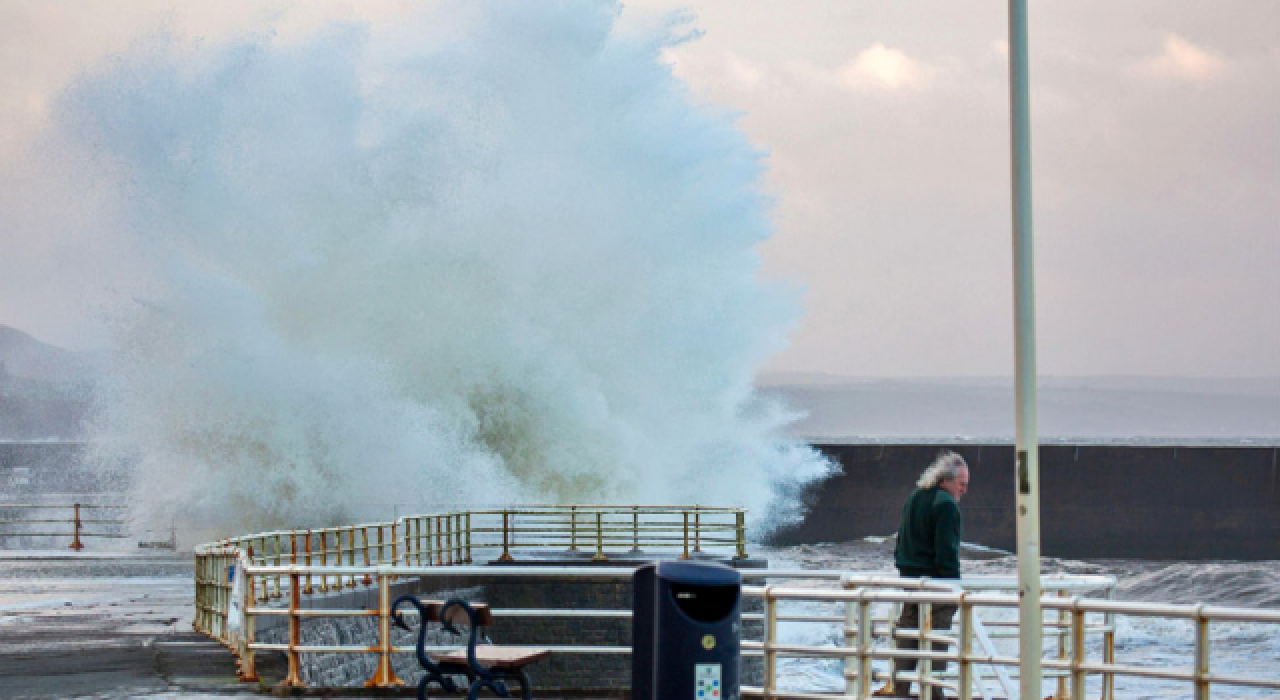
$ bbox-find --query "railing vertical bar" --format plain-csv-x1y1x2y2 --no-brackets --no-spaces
844,593,857,696
631,506,641,553
736,510,747,560
593,512,606,561
1057,589,1069,700
920,600,934,699
363,572,404,688
303,530,314,595
1194,607,1210,700
282,572,304,687
69,502,84,551
958,593,973,700
764,589,777,696
1071,599,1086,700
681,511,690,560
499,510,513,562
272,534,283,599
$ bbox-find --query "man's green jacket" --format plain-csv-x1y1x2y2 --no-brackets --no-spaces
893,486,962,579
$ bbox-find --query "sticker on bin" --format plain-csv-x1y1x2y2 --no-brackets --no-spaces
695,663,721,698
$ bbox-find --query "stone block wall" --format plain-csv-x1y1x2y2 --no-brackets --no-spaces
252,567,763,693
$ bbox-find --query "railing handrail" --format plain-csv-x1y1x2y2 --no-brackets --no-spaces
0,502,130,550
194,511,1280,697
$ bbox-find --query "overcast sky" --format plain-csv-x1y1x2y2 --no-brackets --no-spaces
1,1,1276,379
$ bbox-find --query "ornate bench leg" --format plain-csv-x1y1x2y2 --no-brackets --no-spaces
468,677,511,699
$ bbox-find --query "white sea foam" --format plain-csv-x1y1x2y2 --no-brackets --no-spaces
26,2,831,536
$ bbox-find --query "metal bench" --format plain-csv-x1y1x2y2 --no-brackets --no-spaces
392,595,551,699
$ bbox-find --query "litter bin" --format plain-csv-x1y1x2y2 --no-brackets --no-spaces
633,560,741,700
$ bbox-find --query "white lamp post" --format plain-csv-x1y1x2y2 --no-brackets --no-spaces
1007,1,1043,697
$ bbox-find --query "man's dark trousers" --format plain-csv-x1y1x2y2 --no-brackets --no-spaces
888,602,957,699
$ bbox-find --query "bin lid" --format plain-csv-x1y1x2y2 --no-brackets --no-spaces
655,560,741,586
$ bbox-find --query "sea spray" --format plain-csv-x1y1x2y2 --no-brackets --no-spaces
41,1,831,536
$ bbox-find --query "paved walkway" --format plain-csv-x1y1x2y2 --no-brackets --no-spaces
0,551,619,698
0,552,263,698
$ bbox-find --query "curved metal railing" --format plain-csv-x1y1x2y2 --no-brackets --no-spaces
194,510,1280,697
193,504,747,681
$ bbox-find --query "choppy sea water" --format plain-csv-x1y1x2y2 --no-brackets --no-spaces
759,539,1280,700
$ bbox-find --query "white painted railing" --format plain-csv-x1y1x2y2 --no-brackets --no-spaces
743,581,1280,700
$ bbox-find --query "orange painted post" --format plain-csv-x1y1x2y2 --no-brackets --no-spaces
398,521,408,566
464,512,472,563
271,534,283,599
361,527,373,586
346,529,358,588
455,513,464,563
364,573,405,688
569,505,579,552
281,573,305,687
69,503,84,551
681,511,691,560
193,553,203,632
317,532,329,593
239,566,260,683
499,510,514,562
445,517,454,566
426,517,434,566
303,531,314,594
735,511,747,560
437,516,447,565
593,512,607,561
376,526,386,566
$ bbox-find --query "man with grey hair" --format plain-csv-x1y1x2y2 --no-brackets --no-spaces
875,451,970,699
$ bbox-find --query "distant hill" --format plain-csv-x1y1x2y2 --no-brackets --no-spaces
0,325,92,384
0,325,94,439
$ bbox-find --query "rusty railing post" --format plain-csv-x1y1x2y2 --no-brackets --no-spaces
569,505,578,552
445,516,454,566
593,511,607,561
631,506,641,553
361,527,373,586
435,516,445,566
735,510,747,560
499,510,514,562
69,503,84,551
271,534,283,599
364,572,405,688
681,510,691,560
317,531,329,593
302,530,314,595
465,511,473,563
239,562,260,683
282,572,305,687
346,529,357,588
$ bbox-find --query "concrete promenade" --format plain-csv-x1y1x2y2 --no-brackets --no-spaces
0,551,265,699
0,551,620,698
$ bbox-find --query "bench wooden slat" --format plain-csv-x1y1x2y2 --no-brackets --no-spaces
418,599,494,627
435,645,552,669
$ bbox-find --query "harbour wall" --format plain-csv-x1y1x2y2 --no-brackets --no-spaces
772,442,1280,560
6,439,1279,560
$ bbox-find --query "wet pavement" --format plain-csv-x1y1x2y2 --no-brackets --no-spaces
0,551,621,698
0,551,265,699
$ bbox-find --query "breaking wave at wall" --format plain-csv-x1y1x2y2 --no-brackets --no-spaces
40,1,830,537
